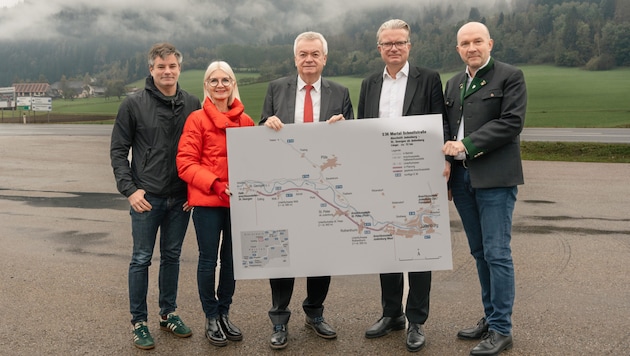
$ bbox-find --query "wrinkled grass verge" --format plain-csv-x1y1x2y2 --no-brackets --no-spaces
521,141,630,163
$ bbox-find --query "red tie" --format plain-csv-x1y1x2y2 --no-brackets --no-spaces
304,84,313,123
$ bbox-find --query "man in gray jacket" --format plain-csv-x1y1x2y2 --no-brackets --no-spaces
442,22,527,356
110,42,200,350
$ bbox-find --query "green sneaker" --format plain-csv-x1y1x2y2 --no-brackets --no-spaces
160,312,192,338
132,321,155,350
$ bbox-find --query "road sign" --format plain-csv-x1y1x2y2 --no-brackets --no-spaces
32,104,52,112
17,97,32,106
32,97,52,105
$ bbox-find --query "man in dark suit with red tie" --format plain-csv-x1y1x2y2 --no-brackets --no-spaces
357,19,448,353
259,31,354,350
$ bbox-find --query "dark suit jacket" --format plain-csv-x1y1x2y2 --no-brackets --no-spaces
357,65,448,141
444,59,527,188
356,65,444,318
260,75,354,124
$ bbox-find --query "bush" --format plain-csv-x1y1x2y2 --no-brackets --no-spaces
555,50,584,67
584,54,615,71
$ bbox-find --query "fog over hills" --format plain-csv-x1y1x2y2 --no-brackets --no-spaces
0,0,534,86
0,0,505,43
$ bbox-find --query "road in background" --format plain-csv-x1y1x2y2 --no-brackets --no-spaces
520,127,630,143
1,124,629,143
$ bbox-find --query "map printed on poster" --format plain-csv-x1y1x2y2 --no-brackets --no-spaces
226,115,452,280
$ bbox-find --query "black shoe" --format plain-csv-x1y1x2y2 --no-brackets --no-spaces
305,316,337,339
205,317,227,347
457,317,489,340
406,323,426,352
219,314,243,341
469,330,513,356
270,324,288,350
365,315,406,338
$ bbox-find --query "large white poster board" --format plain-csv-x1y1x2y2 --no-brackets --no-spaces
227,115,452,280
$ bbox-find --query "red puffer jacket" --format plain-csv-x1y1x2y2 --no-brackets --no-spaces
177,97,254,207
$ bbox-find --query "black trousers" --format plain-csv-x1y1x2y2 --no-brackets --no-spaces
380,271,431,324
268,276,331,325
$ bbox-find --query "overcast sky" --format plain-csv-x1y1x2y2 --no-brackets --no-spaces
0,0,503,42
0,0,21,8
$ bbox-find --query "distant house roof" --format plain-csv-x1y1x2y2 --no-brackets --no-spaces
12,83,50,95
67,81,86,90
50,81,85,90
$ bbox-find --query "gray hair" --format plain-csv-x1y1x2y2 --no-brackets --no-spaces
376,19,411,43
293,31,328,56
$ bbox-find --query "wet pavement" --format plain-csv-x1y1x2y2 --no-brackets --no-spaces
1,133,629,355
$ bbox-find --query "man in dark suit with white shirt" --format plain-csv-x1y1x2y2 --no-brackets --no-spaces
260,31,354,350
357,19,448,353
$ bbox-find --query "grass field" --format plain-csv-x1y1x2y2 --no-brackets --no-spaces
42,65,630,128
519,66,630,128
14,66,630,163
440,65,630,128
521,141,630,163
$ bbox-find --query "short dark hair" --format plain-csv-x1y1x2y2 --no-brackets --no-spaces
148,42,183,67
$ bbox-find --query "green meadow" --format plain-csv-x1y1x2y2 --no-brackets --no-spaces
23,66,630,163
47,65,630,128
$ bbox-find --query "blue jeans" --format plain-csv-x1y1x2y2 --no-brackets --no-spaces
128,193,190,324
450,166,517,335
192,207,235,318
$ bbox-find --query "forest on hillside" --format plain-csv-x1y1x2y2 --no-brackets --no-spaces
1,0,629,92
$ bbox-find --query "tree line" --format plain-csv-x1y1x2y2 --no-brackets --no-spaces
3,0,629,92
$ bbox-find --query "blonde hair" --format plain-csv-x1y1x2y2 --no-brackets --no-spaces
202,61,240,106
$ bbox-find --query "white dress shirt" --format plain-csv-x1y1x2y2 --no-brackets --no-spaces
379,61,409,118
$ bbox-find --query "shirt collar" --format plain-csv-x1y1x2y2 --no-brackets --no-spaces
382,61,410,80
297,76,322,92
466,56,492,78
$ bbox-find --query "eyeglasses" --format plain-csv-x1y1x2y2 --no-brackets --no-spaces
378,41,409,50
206,78,232,87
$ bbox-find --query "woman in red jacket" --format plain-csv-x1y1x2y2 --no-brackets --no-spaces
176,61,254,347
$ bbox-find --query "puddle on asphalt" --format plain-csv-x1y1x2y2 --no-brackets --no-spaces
51,230,121,258
513,224,630,235
0,188,128,210
522,199,555,204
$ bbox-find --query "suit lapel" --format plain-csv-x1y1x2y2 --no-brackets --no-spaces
403,66,420,115
286,77,297,122
369,75,383,117
319,79,330,122
462,57,494,100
